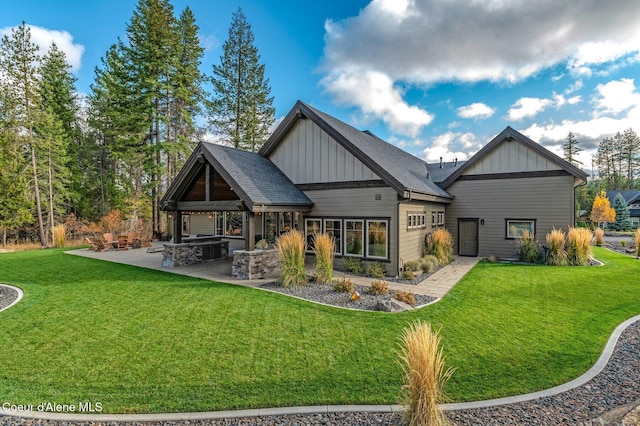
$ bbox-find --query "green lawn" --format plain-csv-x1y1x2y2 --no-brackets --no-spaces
0,247,638,413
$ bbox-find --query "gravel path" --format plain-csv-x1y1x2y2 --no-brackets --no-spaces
0,285,18,311
260,281,436,310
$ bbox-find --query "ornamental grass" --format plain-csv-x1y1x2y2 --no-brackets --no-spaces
399,321,453,426
567,227,593,266
276,230,307,287
313,233,335,283
427,229,453,265
594,228,605,246
52,224,66,248
545,228,567,266
516,230,539,263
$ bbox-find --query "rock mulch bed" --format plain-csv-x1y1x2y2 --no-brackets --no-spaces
0,285,18,310
260,281,436,310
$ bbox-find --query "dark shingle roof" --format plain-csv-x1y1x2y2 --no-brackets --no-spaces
606,190,640,205
426,161,467,184
261,101,452,200
201,142,313,209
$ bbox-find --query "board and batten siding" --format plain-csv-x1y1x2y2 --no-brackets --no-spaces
465,139,560,175
187,213,215,236
445,174,576,258
398,201,443,266
269,119,379,184
304,186,399,274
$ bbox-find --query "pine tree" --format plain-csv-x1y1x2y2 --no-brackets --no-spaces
208,7,275,152
620,128,639,189
611,193,632,231
0,23,47,247
562,132,582,166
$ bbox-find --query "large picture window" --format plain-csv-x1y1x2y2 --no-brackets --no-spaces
367,220,388,259
225,211,244,237
506,219,536,239
344,220,364,256
324,219,342,254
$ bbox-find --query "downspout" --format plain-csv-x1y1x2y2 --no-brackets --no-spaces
396,190,412,277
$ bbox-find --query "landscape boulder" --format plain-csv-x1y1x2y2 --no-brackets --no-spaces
376,299,413,312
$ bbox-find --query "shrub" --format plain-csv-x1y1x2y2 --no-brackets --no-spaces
403,260,421,272
333,277,355,293
343,257,364,274
516,230,539,263
594,228,605,246
367,280,389,295
393,291,416,306
51,224,66,248
276,230,307,287
399,321,454,426
545,228,567,266
402,270,416,281
426,229,453,265
313,233,335,283
567,227,593,266
420,255,439,273
366,261,386,278
621,240,627,248
635,228,640,258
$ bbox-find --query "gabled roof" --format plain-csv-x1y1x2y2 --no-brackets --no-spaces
606,190,640,205
426,161,467,184
160,142,313,212
437,126,588,188
260,101,453,202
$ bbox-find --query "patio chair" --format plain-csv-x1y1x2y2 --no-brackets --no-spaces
117,235,128,251
85,236,98,251
103,232,116,250
94,237,108,252
127,231,140,249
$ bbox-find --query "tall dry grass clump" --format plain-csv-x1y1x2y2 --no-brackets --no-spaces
400,321,453,426
516,230,539,263
52,224,66,248
426,229,453,265
276,230,307,287
545,228,567,266
313,233,335,283
567,227,593,266
594,228,605,246
635,228,640,258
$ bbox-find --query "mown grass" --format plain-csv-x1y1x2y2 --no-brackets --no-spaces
0,247,638,413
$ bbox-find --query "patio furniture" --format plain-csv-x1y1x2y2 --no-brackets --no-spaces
94,237,108,252
85,237,98,251
127,231,140,249
117,235,128,251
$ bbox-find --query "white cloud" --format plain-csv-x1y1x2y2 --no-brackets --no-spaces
457,102,495,119
507,97,553,121
421,131,481,163
320,68,433,136
321,0,640,134
593,78,640,116
1,24,84,73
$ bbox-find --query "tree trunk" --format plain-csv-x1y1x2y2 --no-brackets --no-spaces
48,146,55,243
31,143,47,248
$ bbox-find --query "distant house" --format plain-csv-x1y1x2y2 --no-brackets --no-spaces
606,190,640,228
161,101,587,274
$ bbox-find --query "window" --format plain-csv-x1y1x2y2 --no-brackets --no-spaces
215,213,224,236
431,212,437,227
264,212,277,241
437,212,445,226
181,215,190,236
305,219,322,252
367,220,388,259
344,220,364,256
506,219,536,239
407,212,426,230
225,211,244,237
324,219,342,254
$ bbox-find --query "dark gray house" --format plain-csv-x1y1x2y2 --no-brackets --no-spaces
606,190,640,228
161,101,587,273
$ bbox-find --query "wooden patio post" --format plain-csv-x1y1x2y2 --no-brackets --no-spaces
245,212,256,251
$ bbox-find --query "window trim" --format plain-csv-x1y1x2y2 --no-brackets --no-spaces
344,219,365,257
505,218,537,239
407,211,427,230
366,219,389,260
305,218,323,253
324,219,342,255
437,212,445,226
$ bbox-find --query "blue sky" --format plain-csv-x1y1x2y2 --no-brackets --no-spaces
3,0,640,172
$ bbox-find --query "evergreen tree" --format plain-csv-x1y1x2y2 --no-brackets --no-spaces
562,132,582,166
0,22,47,247
611,192,632,231
620,128,639,189
208,7,275,152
